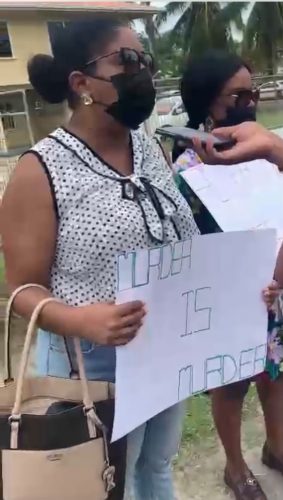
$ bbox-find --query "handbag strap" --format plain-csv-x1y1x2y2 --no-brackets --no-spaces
4,283,81,382
4,283,47,382
9,295,102,448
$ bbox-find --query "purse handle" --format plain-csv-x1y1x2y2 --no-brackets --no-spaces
4,283,47,382
4,284,82,382
4,286,102,449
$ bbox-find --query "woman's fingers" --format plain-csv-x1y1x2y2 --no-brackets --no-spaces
192,138,209,162
113,322,144,345
192,138,220,165
213,126,235,138
212,141,256,164
205,139,218,161
120,323,143,338
119,308,146,328
262,281,279,309
116,300,145,316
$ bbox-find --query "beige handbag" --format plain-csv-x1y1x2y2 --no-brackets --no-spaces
0,284,125,500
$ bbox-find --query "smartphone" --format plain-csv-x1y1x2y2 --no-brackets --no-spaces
155,126,235,152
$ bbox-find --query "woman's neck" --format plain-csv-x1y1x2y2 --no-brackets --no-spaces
68,113,130,154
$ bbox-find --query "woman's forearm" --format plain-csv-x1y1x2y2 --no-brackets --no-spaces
11,286,81,338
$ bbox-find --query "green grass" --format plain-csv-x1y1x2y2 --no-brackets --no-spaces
258,109,283,129
182,395,214,447
179,385,260,455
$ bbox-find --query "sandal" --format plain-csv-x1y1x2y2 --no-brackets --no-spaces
262,442,283,475
224,469,267,500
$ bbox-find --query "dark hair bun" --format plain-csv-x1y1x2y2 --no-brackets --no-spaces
28,54,68,104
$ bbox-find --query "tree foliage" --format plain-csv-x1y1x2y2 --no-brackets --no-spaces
141,2,283,77
243,2,283,74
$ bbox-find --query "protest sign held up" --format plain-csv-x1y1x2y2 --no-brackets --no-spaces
181,159,283,252
112,229,276,442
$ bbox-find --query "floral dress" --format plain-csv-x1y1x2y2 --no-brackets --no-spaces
267,303,283,379
174,148,283,380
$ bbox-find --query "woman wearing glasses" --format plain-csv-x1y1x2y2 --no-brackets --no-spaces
173,50,283,500
0,18,200,500
0,22,277,499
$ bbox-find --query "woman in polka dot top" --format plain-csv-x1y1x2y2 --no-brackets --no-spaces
1,19,198,500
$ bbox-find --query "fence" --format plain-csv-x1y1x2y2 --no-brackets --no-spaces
153,74,283,98
0,153,19,198
2,73,283,192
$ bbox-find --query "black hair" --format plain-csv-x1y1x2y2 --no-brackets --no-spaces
172,49,250,162
28,17,126,106
181,49,251,129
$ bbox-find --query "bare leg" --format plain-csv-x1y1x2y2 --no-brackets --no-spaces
211,381,250,480
256,374,283,458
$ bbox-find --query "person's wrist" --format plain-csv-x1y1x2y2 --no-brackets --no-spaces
66,304,85,337
40,301,84,338
266,132,283,170
261,130,274,158
68,303,100,342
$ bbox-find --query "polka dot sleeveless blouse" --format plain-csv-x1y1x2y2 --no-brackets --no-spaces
31,128,199,306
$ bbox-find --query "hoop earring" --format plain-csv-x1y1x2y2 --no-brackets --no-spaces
81,93,93,106
205,116,214,132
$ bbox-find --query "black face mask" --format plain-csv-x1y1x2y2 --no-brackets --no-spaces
216,105,257,127
93,69,156,130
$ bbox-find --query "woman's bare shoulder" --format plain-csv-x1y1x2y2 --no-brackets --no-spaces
2,152,55,215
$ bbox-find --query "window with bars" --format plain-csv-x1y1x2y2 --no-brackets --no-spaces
0,22,12,57
2,115,15,130
0,104,15,130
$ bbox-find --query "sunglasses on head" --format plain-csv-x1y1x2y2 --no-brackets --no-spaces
85,47,155,74
230,88,260,107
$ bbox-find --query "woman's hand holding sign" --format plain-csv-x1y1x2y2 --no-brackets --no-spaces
263,281,280,310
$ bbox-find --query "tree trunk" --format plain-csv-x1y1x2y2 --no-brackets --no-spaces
264,34,276,74
141,1,158,69
144,17,158,65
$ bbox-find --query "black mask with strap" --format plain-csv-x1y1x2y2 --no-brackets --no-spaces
91,69,156,130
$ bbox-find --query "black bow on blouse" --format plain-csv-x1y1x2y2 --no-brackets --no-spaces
121,175,181,244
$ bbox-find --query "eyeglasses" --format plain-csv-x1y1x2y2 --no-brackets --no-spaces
224,88,260,108
85,47,155,74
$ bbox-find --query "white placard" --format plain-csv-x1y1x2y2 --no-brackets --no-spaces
181,159,283,252
112,230,276,442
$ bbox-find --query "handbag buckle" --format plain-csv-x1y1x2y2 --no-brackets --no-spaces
103,465,116,492
8,414,21,424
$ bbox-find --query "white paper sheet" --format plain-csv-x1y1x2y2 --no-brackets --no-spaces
181,159,283,252
112,229,276,442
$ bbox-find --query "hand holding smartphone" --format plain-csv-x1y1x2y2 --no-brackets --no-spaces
155,126,235,152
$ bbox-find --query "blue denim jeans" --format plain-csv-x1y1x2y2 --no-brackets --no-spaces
124,403,185,500
36,330,185,500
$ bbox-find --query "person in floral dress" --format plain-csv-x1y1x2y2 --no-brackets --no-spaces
172,49,283,500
